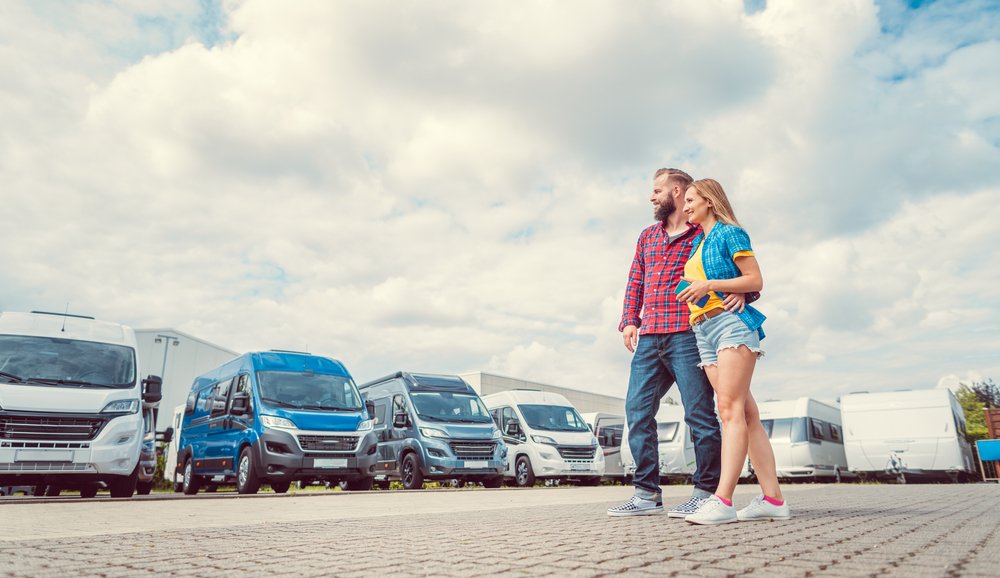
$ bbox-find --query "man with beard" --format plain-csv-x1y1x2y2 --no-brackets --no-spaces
608,168,745,517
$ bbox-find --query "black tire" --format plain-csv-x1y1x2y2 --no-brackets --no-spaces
345,476,373,491
108,464,139,498
136,481,153,495
482,475,503,489
173,482,183,493
374,479,391,490
80,484,100,498
236,447,261,495
270,480,291,494
577,476,602,487
45,485,61,497
514,455,535,487
33,485,47,497
182,458,201,495
400,453,424,490
833,468,842,484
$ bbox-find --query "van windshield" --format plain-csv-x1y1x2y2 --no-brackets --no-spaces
0,335,136,388
518,404,591,432
256,371,362,411
411,392,493,423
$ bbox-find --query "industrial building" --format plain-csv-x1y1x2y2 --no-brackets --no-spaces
460,372,625,415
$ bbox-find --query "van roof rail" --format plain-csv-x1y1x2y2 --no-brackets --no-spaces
513,388,542,391
268,349,311,355
357,371,406,389
30,310,95,320
847,391,869,395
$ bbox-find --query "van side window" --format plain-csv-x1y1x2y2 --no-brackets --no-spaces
372,398,388,426
215,378,234,401
599,423,624,448
185,390,198,414
829,424,843,444
235,374,251,395
392,394,407,416
501,407,520,432
197,387,213,412
809,418,825,442
490,409,501,428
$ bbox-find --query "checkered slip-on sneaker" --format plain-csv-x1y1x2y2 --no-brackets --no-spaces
607,495,664,517
667,495,709,518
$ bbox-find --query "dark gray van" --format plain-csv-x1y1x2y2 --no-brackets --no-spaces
358,372,505,490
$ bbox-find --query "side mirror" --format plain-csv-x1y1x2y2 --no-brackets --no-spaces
393,412,409,428
505,421,521,436
230,392,250,415
365,400,376,421
142,375,163,404
162,427,174,443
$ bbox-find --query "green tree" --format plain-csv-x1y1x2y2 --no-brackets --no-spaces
956,384,988,442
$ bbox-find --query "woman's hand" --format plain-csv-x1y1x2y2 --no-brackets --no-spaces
676,277,712,304
722,293,746,313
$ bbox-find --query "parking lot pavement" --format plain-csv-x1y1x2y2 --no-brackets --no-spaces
1,484,999,577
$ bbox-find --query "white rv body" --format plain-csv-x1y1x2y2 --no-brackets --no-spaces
483,390,604,486
581,412,626,480
163,403,185,491
841,389,976,481
619,404,697,480
755,397,851,481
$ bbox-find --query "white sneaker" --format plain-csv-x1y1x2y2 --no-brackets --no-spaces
667,495,709,518
607,494,663,517
685,495,737,525
737,494,791,521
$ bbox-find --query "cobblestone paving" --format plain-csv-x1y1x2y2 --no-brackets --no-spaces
1,485,998,577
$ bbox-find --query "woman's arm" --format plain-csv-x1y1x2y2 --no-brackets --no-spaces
676,255,763,304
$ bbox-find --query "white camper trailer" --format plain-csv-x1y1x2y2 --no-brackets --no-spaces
841,389,976,482
581,413,626,481
755,397,851,482
620,405,697,481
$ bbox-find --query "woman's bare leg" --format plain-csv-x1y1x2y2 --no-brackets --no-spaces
744,394,782,500
704,346,757,501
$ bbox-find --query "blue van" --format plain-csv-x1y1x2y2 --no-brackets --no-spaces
177,351,378,494
358,372,505,489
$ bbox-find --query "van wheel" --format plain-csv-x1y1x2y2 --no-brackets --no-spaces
482,475,503,489
136,481,153,495
515,456,535,487
345,476,373,491
270,480,291,494
401,454,424,490
109,464,139,498
80,484,99,498
577,476,602,487
182,458,201,495
833,468,842,484
237,447,262,494
374,479,391,490
33,485,47,496
45,485,62,497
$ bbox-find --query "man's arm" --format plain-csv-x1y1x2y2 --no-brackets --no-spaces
619,238,645,352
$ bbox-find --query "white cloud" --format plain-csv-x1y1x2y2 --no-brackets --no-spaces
1,0,998,402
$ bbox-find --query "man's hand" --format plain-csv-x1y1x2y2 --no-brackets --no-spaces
722,293,747,313
623,325,639,353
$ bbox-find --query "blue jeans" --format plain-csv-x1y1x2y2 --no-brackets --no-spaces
626,331,721,498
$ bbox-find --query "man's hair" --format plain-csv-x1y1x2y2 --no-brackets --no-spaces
654,168,693,189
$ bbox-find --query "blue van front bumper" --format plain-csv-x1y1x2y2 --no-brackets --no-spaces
419,438,505,479
257,428,378,481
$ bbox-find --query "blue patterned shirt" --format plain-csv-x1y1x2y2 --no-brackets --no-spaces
690,222,767,339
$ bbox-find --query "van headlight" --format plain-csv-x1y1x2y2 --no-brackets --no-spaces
419,427,448,439
101,399,139,414
491,429,501,440
356,419,374,432
260,415,298,430
531,435,557,445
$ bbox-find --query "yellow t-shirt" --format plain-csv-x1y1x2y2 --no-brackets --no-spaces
683,241,754,324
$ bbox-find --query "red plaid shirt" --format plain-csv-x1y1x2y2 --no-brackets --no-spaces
619,222,703,334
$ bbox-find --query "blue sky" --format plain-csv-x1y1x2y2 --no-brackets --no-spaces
1,0,997,402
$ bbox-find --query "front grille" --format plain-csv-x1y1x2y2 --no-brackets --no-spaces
0,414,106,441
0,462,95,472
1,441,90,449
557,446,596,460
297,435,358,452
450,441,495,460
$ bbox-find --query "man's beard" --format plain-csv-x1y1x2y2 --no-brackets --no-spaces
655,198,675,222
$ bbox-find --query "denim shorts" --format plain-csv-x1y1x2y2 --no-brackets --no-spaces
692,310,764,367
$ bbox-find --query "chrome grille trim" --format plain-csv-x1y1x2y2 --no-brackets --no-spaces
449,441,496,460
0,413,107,441
0,462,95,472
297,435,360,452
556,446,596,460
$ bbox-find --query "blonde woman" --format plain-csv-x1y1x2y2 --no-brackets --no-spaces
675,178,789,524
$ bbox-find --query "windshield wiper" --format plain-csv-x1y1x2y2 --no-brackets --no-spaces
447,418,490,424
260,397,299,408
416,413,448,422
0,371,25,383
298,404,360,411
25,378,116,388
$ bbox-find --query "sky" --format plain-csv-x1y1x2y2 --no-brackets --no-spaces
2,0,998,404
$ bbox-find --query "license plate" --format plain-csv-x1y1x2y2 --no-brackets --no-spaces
313,458,348,468
464,461,488,469
569,463,591,471
15,449,73,462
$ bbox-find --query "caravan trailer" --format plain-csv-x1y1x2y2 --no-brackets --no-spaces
755,397,851,482
581,413,626,482
620,405,697,481
841,389,976,482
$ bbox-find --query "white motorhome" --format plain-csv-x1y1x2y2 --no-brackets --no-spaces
581,412,626,482
483,390,604,486
163,403,185,492
620,404,697,481
0,311,162,498
755,397,851,482
841,389,976,482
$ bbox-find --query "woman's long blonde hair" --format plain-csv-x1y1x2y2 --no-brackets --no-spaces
688,178,741,228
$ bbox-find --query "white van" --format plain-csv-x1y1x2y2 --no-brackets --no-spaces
0,311,162,498
841,389,976,482
581,412,626,482
755,397,852,482
483,390,604,486
163,403,185,492
620,404,697,481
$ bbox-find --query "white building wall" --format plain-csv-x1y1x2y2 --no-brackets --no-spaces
136,329,238,432
460,372,625,415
